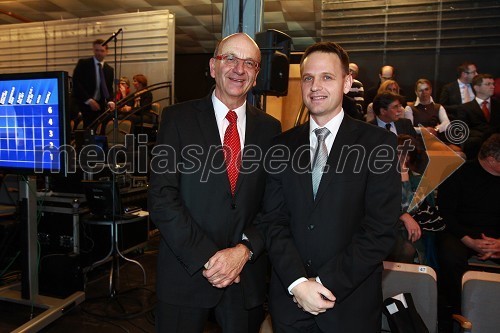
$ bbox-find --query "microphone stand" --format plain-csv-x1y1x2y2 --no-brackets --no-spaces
106,28,121,298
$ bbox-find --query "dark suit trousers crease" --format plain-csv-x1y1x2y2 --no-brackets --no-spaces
155,283,264,333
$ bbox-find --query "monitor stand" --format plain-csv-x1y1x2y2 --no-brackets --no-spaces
0,176,85,332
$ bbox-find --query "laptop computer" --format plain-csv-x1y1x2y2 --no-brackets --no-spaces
81,180,139,220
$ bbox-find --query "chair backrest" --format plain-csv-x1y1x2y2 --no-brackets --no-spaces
105,119,132,145
150,102,160,116
382,261,438,333
461,271,500,333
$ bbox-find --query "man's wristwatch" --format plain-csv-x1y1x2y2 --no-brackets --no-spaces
239,240,254,261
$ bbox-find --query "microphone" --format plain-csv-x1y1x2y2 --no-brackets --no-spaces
101,28,123,47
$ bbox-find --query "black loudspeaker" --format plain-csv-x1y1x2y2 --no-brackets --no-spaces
254,29,292,96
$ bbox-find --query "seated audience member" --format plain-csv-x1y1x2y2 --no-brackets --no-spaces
364,65,405,111
458,74,500,159
366,79,403,122
119,74,154,127
370,92,417,137
439,62,477,119
347,62,365,113
404,78,451,136
387,135,444,267
371,92,426,173
437,133,500,315
116,76,132,105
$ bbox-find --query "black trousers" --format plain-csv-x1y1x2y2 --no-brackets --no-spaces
272,317,323,333
155,283,264,333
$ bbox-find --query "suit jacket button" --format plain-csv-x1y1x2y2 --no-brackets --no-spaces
231,203,236,209
308,224,315,230
306,259,312,266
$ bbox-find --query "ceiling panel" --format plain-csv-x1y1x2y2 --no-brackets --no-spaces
0,0,321,53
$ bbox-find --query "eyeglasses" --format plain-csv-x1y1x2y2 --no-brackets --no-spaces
214,54,260,70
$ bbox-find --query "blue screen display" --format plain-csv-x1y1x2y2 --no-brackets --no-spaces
0,77,63,172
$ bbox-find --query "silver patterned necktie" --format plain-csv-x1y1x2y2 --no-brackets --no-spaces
312,127,330,199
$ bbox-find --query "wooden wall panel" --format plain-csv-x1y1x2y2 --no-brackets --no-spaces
0,10,175,109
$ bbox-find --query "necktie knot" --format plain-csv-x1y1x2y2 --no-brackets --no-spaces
226,110,238,124
385,123,392,131
314,127,330,142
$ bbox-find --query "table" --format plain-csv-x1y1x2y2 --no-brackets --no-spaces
83,212,148,298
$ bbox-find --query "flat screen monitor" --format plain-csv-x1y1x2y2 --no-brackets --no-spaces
0,71,70,175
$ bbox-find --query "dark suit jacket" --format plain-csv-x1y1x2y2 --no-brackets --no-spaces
369,117,418,138
260,115,400,332
342,94,363,120
72,57,114,125
439,80,463,118
148,94,281,309
459,98,500,136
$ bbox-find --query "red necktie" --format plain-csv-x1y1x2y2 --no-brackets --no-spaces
482,100,490,122
223,110,241,195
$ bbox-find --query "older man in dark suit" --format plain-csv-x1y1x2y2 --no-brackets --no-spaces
260,42,400,332
148,33,281,333
369,91,418,138
72,39,114,130
459,73,500,159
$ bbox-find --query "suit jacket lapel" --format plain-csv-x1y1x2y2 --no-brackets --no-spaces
234,105,258,195
294,123,314,205
194,95,231,191
314,116,358,204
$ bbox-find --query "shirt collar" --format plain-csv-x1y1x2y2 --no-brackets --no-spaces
458,79,469,88
309,110,344,137
212,91,246,124
93,57,104,66
414,96,435,106
475,96,490,105
376,116,392,128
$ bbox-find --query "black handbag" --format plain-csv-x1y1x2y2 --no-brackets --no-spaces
382,293,429,333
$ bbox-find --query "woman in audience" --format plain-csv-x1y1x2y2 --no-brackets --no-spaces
119,74,154,126
387,134,444,267
116,76,130,102
366,79,402,122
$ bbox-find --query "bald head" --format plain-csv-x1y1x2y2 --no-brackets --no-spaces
380,65,395,83
214,33,261,63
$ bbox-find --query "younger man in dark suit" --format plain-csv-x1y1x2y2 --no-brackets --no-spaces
439,62,477,118
148,33,281,333
260,42,400,332
72,39,114,129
